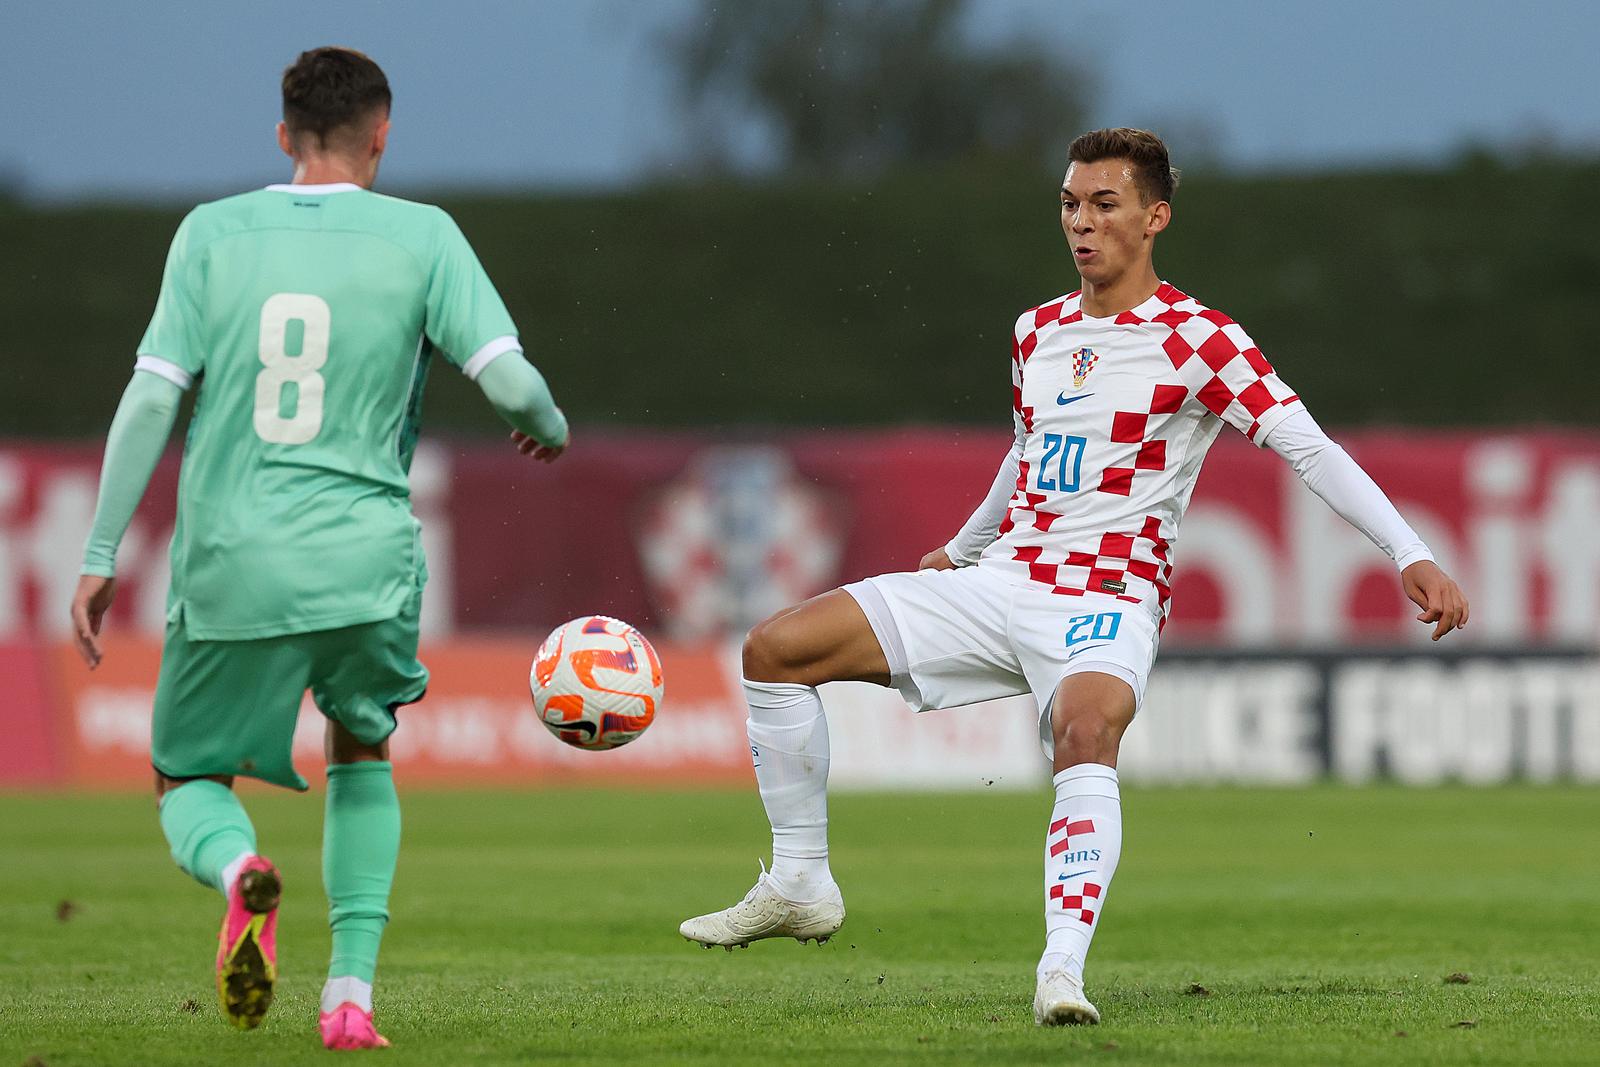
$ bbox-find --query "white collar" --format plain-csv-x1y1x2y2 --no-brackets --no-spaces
263,182,364,194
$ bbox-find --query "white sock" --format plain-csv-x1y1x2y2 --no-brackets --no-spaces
219,851,254,898
1040,763,1122,981
744,677,834,902
321,975,373,1014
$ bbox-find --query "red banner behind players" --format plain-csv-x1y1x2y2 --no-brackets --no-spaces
4,430,1598,648
3,430,1599,789
34,637,759,789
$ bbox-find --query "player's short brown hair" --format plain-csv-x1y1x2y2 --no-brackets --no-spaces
1067,128,1179,205
281,47,391,150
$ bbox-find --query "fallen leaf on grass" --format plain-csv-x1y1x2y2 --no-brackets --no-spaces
1445,972,1472,984
180,998,200,1014
1101,1041,1120,1051
1185,983,1211,996
1394,1031,1408,1038
55,900,78,922
1451,1019,1478,1029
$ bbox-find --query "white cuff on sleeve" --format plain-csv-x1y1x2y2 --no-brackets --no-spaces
1394,543,1435,571
134,355,194,390
943,538,978,568
461,335,522,381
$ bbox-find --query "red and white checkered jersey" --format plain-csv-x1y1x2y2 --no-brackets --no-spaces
980,282,1302,621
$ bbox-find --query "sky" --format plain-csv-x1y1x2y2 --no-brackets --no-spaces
5,0,1597,203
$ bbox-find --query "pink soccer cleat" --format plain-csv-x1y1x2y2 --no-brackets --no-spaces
320,1002,391,1050
215,855,281,1029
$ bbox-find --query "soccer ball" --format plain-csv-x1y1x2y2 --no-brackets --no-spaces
530,615,663,750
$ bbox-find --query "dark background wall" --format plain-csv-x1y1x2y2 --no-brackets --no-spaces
4,156,1593,438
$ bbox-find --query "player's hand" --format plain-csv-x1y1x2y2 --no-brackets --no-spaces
919,547,957,571
1402,560,1469,641
510,428,567,464
70,574,117,669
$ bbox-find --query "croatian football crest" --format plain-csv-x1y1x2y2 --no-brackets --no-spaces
1070,347,1099,388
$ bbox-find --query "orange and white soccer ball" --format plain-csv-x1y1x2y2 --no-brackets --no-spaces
530,615,663,750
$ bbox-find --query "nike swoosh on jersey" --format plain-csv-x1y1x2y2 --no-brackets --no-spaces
1057,869,1097,881
1056,392,1094,405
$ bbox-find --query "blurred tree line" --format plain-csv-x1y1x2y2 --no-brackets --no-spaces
4,156,1594,437
2,0,1594,435
666,0,1085,177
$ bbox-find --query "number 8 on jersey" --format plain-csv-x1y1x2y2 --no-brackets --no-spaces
255,292,330,445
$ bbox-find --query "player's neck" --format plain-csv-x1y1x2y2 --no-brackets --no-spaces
289,156,376,189
1078,266,1160,319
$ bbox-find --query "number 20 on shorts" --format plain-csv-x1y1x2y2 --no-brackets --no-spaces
1065,612,1120,647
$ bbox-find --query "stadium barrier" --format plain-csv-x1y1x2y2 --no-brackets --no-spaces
3,638,1596,789
3,430,1596,788
5,430,1598,647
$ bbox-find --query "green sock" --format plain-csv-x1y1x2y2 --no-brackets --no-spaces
158,779,256,894
323,761,401,984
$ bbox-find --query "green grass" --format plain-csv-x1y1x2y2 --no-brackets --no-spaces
1,785,1597,1065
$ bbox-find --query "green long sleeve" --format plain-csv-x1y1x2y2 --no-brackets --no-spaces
81,370,184,577
475,350,568,446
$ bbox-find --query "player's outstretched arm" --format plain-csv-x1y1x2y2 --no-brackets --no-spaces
72,370,184,667
475,350,569,463
1263,410,1469,641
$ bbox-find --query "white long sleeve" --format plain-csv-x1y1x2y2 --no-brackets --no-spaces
1264,409,1432,571
943,426,1023,566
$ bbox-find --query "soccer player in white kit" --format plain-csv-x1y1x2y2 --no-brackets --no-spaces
679,128,1470,1025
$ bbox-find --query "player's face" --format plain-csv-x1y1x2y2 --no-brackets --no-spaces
1060,160,1167,286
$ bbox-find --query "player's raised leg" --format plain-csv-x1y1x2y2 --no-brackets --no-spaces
318,721,399,1051
1034,671,1135,1026
157,773,282,1030
149,625,301,1032
679,589,888,948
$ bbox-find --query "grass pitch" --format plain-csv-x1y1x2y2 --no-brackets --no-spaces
2,785,1597,1066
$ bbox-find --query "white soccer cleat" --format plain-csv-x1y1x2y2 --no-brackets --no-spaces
1034,968,1100,1026
679,868,845,949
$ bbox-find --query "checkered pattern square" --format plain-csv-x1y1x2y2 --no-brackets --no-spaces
1094,381,1190,497
1153,296,1301,444
1005,516,1172,608
1048,816,1095,853
993,284,1297,626
1048,880,1103,924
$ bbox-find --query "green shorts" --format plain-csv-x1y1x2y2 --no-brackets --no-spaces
150,592,429,790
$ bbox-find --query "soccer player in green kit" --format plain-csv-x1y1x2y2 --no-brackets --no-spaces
68,48,568,1050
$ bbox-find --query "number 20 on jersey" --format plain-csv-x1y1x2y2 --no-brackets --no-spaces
1038,433,1087,492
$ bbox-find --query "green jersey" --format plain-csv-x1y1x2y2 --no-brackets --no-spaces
137,183,518,640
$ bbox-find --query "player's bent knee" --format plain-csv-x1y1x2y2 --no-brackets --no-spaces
1051,675,1137,766
153,771,233,803
743,591,891,687
325,720,389,764
1053,711,1121,765
742,618,805,684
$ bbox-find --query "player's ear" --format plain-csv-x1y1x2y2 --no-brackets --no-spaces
371,116,391,157
276,122,294,159
1146,200,1171,238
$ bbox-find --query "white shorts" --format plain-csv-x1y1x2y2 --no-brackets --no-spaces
843,564,1160,757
